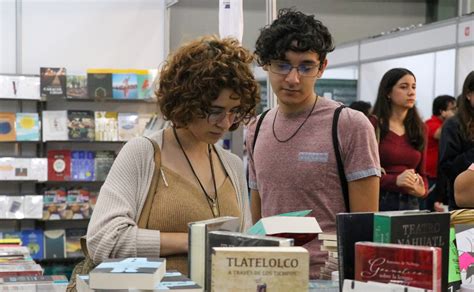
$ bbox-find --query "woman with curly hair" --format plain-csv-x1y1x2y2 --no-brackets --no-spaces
86,35,260,275
370,68,428,211
439,70,474,210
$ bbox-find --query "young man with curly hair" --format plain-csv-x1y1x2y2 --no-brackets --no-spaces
246,9,380,278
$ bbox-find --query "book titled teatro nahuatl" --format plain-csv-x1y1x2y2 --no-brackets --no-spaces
89,257,166,290
211,246,309,292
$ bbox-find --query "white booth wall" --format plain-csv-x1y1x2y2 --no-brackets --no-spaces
359,49,456,120
1,0,166,74
457,45,474,93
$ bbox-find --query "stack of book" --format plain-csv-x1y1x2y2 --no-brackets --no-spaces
0,245,43,277
318,233,338,280
76,270,201,292
0,275,68,291
77,258,202,291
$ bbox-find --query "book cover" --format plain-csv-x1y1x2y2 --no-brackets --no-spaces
15,113,40,141
448,226,462,291
137,73,152,100
66,75,88,99
40,67,66,97
47,150,71,181
336,212,374,292
0,75,16,98
20,229,44,260
67,110,95,141
112,73,138,99
42,188,67,220
211,246,309,292
43,230,66,259
87,70,113,99
94,150,115,181
355,242,442,291
5,196,24,219
89,258,166,290
0,275,67,284
23,195,43,219
64,188,91,219
16,76,41,100
41,110,68,141
118,112,139,141
373,211,450,291
0,112,16,141
207,231,294,291
71,150,95,181
455,224,474,285
65,228,87,258
247,215,322,246
94,111,118,141
188,216,240,289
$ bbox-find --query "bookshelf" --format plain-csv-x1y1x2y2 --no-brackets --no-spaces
0,71,160,275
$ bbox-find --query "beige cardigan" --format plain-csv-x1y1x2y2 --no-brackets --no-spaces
86,129,251,264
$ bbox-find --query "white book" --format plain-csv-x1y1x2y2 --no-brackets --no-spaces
42,110,68,141
89,258,166,290
188,217,240,290
23,195,44,219
118,113,139,141
77,271,202,292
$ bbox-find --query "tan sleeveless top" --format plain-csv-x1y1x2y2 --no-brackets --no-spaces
138,162,240,276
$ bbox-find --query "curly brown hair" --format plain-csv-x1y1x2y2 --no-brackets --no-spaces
157,35,260,131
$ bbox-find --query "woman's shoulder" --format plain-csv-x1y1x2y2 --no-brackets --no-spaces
214,145,243,168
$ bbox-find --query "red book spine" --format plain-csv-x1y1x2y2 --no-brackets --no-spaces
355,242,441,291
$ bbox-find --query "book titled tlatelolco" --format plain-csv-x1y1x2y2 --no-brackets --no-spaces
211,246,309,292
89,257,166,290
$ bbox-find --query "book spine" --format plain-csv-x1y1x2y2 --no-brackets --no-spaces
336,216,345,292
373,215,391,243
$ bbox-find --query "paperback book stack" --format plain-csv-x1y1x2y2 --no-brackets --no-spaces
0,246,43,277
319,233,338,280
76,270,202,292
0,275,68,291
88,257,169,290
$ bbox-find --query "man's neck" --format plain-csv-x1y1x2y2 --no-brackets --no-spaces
278,94,317,115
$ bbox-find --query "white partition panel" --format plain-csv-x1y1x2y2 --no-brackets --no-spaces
458,18,474,45
0,0,16,74
327,44,359,68
434,49,455,97
360,53,435,120
323,66,358,80
360,22,457,62
21,0,166,74
457,45,474,93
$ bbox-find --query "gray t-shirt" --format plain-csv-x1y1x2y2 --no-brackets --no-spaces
246,97,380,279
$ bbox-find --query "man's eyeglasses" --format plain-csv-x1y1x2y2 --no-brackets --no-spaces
268,61,320,77
206,107,246,124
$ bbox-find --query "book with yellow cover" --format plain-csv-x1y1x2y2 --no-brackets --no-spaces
211,246,309,292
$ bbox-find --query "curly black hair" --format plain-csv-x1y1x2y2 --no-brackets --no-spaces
255,8,335,67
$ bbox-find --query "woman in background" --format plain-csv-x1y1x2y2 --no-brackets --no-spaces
439,70,474,210
86,35,260,275
370,68,427,211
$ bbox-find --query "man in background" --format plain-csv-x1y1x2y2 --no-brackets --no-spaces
422,95,456,211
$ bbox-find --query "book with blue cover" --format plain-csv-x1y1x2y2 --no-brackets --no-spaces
71,151,95,181
16,113,40,141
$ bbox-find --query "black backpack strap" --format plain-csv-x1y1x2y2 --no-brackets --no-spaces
251,109,270,154
332,105,350,212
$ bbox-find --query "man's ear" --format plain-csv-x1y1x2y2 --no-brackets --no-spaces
317,59,328,78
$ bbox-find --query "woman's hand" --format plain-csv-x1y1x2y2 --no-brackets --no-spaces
396,169,425,197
